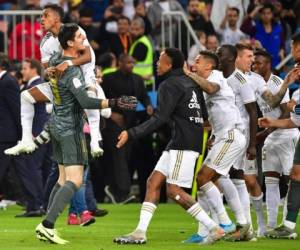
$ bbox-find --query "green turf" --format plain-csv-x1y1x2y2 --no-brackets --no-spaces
0,204,299,250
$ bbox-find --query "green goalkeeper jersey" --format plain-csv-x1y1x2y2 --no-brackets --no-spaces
48,52,87,136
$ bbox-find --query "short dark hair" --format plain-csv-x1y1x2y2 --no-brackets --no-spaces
118,15,131,24
97,52,116,69
254,49,272,63
260,3,274,13
199,50,219,70
219,44,237,61
23,58,42,75
58,23,79,50
229,7,240,16
164,48,185,70
44,4,64,21
79,8,93,18
292,33,300,45
235,43,253,53
0,52,10,70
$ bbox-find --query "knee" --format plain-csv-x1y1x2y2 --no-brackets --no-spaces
196,166,213,187
146,176,159,191
166,183,177,199
244,176,257,189
264,171,280,178
72,179,83,189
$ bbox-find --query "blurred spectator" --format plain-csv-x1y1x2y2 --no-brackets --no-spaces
178,0,214,57
8,6,43,61
218,7,248,45
206,33,219,51
101,0,125,34
102,53,152,203
241,3,284,68
97,52,117,76
0,52,22,200
133,0,152,35
210,0,249,31
187,30,206,66
147,0,183,49
129,17,154,89
79,8,101,55
0,0,17,10
107,16,132,57
82,0,109,23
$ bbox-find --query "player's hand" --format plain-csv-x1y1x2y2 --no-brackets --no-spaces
109,96,138,110
283,66,300,86
183,62,191,75
55,61,69,74
45,67,56,78
117,130,128,148
287,99,297,112
246,145,256,160
258,117,274,128
146,105,154,116
206,136,215,150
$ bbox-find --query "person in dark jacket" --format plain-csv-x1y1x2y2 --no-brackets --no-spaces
0,53,22,196
113,48,225,245
102,53,153,203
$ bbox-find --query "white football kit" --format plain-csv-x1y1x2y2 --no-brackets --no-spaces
202,70,247,176
256,74,299,175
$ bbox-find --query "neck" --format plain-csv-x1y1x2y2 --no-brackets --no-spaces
236,65,246,74
62,48,77,58
229,24,237,30
223,64,235,78
264,71,272,82
51,23,62,37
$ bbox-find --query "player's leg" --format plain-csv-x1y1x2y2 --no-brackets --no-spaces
5,83,52,155
113,169,165,244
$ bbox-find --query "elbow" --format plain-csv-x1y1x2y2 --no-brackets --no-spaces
207,85,219,95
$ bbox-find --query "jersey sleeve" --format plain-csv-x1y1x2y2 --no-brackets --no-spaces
255,76,268,96
40,41,53,63
240,82,256,104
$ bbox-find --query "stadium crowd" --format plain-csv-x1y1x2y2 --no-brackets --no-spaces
0,0,300,245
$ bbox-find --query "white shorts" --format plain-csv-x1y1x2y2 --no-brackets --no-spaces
154,150,199,188
204,129,247,176
36,82,53,102
262,136,298,175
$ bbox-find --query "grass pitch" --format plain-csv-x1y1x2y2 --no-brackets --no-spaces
0,204,299,250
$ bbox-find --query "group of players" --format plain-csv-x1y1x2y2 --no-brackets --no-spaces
3,3,300,246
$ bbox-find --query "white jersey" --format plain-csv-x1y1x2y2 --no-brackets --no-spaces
205,70,244,139
227,69,256,131
256,74,299,139
291,89,300,127
40,26,96,85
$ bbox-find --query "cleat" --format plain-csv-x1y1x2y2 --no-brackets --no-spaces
4,140,37,155
224,223,250,242
67,213,80,225
220,222,236,234
182,233,207,243
265,224,297,239
114,229,146,244
89,208,108,217
90,144,104,158
35,223,69,244
242,228,257,241
80,210,95,226
200,226,225,245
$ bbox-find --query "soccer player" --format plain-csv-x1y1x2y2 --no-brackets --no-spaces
5,4,103,158
259,33,300,239
35,23,137,244
113,48,225,245
183,51,250,243
252,49,299,231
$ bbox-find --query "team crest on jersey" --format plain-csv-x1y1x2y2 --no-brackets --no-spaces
188,91,200,109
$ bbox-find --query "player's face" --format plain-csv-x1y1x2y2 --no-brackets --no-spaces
72,30,86,51
252,55,269,77
216,47,228,72
193,55,209,77
236,49,254,72
157,52,172,76
291,42,300,63
21,62,33,82
41,8,57,31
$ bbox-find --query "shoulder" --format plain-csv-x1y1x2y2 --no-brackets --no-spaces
232,71,247,85
270,74,283,86
40,32,53,48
